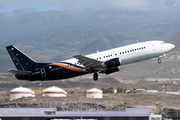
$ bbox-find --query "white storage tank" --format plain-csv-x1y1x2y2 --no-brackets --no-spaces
10,86,35,101
43,86,67,97
32,91,35,97
86,88,103,98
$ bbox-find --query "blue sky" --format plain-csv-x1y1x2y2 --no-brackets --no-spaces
0,0,179,13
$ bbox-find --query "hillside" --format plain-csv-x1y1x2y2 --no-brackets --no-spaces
0,9,180,73
166,32,180,60
1,26,174,72
0,9,180,40
9,26,169,54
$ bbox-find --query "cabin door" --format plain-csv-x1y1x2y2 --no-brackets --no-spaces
40,68,46,78
152,44,156,51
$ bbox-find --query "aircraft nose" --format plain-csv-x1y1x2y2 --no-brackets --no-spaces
165,43,175,52
169,43,175,50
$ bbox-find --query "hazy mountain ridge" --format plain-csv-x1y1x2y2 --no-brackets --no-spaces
165,0,180,6
1,6,180,72
166,32,180,60
2,26,170,57
0,9,180,40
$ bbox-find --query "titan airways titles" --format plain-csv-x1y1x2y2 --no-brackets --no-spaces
6,41,175,81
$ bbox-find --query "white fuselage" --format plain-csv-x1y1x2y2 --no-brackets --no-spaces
63,41,175,69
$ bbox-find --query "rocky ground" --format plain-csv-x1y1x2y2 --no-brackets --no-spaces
1,72,180,118
1,91,180,118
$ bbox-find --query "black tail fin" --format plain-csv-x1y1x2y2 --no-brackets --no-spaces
6,45,37,71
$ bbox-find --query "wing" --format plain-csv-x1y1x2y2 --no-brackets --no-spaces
73,55,104,71
8,69,31,76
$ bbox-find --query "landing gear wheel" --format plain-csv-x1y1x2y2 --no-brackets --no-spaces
158,58,162,64
93,72,98,81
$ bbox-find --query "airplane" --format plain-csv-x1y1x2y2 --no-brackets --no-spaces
6,40,175,81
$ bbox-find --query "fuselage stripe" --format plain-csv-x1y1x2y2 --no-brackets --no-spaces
48,63,87,73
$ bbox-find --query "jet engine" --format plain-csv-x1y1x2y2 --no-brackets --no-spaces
100,67,119,75
103,58,121,69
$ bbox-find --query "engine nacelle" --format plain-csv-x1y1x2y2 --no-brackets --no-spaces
105,67,119,75
103,58,121,69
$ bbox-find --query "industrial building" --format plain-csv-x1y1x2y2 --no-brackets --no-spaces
149,114,162,120
0,108,150,120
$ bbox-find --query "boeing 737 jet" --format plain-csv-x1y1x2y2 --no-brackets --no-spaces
6,41,175,81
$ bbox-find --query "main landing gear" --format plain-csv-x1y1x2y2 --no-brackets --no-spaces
93,72,98,81
158,58,162,64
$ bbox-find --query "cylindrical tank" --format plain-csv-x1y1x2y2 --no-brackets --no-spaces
86,88,103,98
43,86,67,97
10,86,35,101
32,91,35,97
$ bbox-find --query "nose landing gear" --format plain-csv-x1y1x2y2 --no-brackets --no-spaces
93,72,98,81
158,58,162,64
158,54,166,64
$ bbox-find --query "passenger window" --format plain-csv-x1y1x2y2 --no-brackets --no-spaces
99,57,101,59
123,52,124,54
120,52,121,54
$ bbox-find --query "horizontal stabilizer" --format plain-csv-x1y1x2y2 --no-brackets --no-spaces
8,69,31,76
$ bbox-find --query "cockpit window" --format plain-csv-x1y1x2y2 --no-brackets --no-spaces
160,41,165,44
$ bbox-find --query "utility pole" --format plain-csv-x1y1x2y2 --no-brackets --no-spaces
81,78,82,120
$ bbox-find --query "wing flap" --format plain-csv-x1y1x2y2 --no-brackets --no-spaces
8,69,31,76
73,55,104,70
